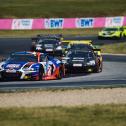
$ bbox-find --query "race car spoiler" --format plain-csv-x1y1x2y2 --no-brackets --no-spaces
62,40,92,44
93,48,101,51
36,34,63,39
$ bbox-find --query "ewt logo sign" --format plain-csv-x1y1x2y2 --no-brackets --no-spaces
76,18,94,28
45,18,64,29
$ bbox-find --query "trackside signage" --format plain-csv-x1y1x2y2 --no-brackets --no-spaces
76,18,94,28
12,19,33,29
0,16,126,30
44,18,64,29
105,17,124,27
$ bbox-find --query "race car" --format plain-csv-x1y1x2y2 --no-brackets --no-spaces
31,34,63,56
98,27,123,39
122,26,126,37
62,50,102,73
0,51,65,81
62,45,102,73
33,39,63,56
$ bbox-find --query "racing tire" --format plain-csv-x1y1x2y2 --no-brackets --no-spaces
94,61,102,73
38,66,44,81
30,44,37,52
123,34,126,37
57,68,63,80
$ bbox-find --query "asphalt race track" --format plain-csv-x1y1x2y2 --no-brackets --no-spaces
0,36,126,90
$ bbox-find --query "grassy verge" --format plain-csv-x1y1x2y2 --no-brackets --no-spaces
0,0,126,18
101,42,126,54
0,28,100,38
0,105,126,126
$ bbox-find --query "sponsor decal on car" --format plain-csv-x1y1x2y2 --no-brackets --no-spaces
6,64,20,68
73,64,82,67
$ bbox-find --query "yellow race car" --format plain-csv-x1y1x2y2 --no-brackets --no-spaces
122,26,126,37
98,27,123,39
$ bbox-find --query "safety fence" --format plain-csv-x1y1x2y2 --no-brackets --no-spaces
0,16,126,30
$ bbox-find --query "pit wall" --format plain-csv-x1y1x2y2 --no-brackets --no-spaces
0,16,126,30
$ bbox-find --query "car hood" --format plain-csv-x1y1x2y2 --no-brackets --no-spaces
102,30,116,34
44,44,54,48
3,61,35,70
71,57,86,62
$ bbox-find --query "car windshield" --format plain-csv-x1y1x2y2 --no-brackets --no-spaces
62,42,69,48
104,28,118,31
38,39,59,45
67,51,94,58
71,44,93,51
7,54,38,62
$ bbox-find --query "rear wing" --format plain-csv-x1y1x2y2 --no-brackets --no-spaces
62,40,92,44
36,34,63,41
37,34,62,37
93,48,101,52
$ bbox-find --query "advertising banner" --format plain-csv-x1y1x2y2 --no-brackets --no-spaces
75,18,94,28
63,18,76,28
0,16,126,30
94,17,105,28
123,16,126,26
44,18,64,29
105,17,124,27
0,19,12,30
12,19,33,29
32,19,44,29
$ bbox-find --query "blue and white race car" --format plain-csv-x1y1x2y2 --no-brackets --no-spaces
0,51,65,81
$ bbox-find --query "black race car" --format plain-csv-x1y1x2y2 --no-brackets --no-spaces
31,34,63,56
62,50,102,73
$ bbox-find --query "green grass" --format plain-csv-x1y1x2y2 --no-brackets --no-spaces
0,0,126,18
0,105,126,126
0,28,101,37
101,42,126,54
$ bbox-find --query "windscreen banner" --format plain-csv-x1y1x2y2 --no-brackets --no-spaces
0,16,126,30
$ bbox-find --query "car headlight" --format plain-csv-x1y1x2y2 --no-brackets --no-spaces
0,64,4,71
87,60,95,65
